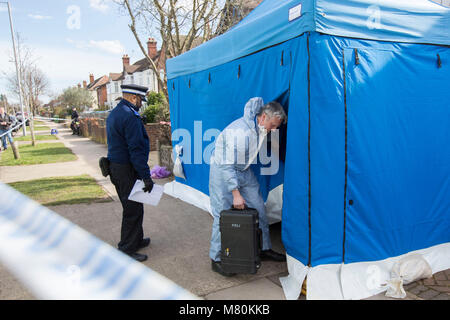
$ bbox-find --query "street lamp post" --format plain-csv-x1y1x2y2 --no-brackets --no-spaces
2,1,26,135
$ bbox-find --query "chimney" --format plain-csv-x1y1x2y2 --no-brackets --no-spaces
122,54,130,69
89,74,94,84
83,80,87,88
147,38,157,59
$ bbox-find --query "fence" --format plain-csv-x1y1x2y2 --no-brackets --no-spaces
34,115,174,172
79,118,172,152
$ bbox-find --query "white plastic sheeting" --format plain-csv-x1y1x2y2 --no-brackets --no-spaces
385,254,432,298
163,181,283,224
172,144,186,180
280,242,450,300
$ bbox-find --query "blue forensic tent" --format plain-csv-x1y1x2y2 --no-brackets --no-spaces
165,0,450,299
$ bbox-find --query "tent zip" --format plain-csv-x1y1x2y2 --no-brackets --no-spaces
354,48,360,65
307,33,312,267
342,49,348,264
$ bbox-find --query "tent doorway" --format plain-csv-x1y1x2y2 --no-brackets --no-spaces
259,89,290,224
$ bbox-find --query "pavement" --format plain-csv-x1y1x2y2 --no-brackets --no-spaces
0,120,448,301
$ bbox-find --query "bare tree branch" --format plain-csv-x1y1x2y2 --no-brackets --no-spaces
114,0,257,101
3,34,50,116
122,0,168,98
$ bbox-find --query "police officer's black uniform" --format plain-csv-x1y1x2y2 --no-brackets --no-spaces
70,109,79,135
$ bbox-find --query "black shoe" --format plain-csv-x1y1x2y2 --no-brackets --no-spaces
138,237,151,249
211,260,236,277
260,249,286,262
129,252,148,262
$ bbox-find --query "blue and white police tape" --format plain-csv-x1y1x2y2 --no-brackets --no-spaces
0,183,199,300
34,116,70,122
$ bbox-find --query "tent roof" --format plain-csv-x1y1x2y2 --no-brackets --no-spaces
166,0,450,79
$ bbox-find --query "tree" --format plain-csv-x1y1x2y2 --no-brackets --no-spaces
0,94,15,114
60,86,95,110
22,65,49,116
114,0,248,101
141,91,169,123
3,34,50,116
214,0,261,36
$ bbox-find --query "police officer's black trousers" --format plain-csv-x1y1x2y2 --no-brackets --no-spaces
109,162,144,255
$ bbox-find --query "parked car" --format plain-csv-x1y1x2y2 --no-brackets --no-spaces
15,112,30,126
9,115,20,136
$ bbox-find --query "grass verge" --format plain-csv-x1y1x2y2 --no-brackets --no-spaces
33,125,51,131
14,134,58,141
0,142,77,166
8,175,112,206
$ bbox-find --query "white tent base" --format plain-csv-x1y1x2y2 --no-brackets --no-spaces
280,242,450,300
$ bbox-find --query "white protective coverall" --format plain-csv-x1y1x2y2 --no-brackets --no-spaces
209,97,271,262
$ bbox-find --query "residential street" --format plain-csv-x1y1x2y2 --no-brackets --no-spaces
0,0,448,305
0,121,448,300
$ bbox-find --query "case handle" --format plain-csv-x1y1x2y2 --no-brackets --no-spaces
231,204,249,211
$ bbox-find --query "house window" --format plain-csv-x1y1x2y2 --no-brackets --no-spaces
115,82,119,93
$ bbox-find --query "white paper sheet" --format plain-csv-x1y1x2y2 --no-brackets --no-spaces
128,180,164,206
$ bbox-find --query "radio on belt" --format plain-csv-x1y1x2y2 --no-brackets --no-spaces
219,207,262,274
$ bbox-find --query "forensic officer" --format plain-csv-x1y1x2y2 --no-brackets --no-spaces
106,84,154,262
209,97,287,276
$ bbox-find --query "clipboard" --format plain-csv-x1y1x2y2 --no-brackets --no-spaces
128,180,164,206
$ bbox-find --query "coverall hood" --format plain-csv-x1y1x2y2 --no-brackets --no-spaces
243,97,264,130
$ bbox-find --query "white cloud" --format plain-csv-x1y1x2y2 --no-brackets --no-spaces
66,38,125,55
89,40,125,55
28,14,52,20
89,0,111,13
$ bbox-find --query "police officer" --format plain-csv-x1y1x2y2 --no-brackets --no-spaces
70,108,79,135
106,84,154,262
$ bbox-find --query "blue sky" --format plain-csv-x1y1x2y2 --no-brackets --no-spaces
0,0,161,104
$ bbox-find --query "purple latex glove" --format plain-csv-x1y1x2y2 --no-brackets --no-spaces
150,165,171,179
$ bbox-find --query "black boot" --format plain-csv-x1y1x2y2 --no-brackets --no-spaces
138,237,151,249
260,249,286,262
211,260,236,277
128,252,148,262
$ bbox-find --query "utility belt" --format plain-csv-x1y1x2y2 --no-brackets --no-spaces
99,157,111,177
99,158,138,178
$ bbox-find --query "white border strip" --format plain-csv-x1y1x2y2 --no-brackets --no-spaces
280,242,450,300
163,181,283,223
0,183,199,300
164,181,212,214
122,89,147,96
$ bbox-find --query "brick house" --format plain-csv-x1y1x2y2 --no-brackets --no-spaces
106,38,166,108
86,74,109,108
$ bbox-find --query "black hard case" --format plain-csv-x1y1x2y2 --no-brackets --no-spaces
220,207,262,274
